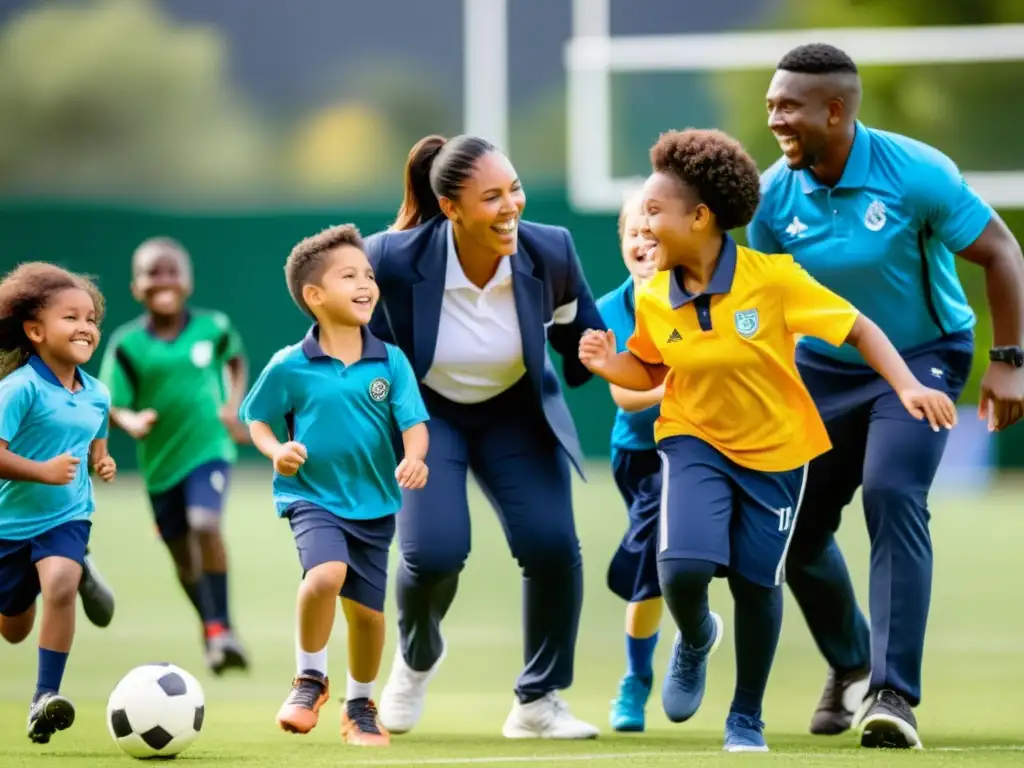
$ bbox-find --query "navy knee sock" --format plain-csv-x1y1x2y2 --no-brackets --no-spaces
204,571,230,628
657,558,717,650
36,648,69,699
626,632,658,681
728,573,783,721
179,576,216,627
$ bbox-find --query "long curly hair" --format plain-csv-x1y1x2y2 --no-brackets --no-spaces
0,262,105,380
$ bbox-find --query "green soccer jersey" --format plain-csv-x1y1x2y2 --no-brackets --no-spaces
99,309,245,494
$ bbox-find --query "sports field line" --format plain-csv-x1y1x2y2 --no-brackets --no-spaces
344,745,1024,766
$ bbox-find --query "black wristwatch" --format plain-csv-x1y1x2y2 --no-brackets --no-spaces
989,346,1024,368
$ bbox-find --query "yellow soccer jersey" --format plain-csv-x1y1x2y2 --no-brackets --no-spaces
627,237,859,472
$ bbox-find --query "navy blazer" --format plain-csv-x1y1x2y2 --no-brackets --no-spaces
364,215,606,476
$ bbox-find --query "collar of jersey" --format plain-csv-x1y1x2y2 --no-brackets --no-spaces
28,354,85,390
301,324,387,362
798,120,872,194
145,310,192,341
668,234,738,309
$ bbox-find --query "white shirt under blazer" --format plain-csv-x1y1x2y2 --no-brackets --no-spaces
364,215,606,475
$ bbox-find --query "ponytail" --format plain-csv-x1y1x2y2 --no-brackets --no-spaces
393,135,447,231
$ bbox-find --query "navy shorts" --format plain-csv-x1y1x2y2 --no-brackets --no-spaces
607,448,663,602
657,435,807,588
0,520,91,617
284,501,395,613
149,460,231,542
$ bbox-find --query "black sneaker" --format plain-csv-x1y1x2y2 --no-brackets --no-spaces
859,689,922,749
206,629,250,675
809,666,871,735
27,692,76,744
78,551,115,628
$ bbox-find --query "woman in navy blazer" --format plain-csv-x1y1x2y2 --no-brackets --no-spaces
367,135,605,739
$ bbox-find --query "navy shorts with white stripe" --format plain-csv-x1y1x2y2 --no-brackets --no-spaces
656,434,808,588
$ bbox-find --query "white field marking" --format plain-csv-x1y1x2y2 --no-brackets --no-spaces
342,745,1024,766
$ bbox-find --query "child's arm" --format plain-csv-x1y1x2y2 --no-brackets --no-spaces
579,330,667,391
0,440,79,485
248,421,307,476
844,315,957,431
221,354,251,444
89,438,117,482
610,383,664,412
396,423,429,490
109,407,158,440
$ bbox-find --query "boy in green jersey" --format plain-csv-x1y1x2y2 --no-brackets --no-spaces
99,237,250,675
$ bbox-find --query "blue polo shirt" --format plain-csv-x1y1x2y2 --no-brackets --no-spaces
239,325,428,521
597,278,658,460
0,357,110,541
747,121,992,364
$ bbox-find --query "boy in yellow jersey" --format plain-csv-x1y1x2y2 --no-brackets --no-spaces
579,128,956,753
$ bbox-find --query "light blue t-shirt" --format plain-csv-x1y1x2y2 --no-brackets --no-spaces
0,356,110,540
239,325,429,520
597,278,658,460
747,121,992,364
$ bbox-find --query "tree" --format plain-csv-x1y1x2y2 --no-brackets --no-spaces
0,0,271,200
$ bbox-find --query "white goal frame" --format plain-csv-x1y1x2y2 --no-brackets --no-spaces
563,0,1024,212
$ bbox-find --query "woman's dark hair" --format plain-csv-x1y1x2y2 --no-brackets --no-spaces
649,129,761,232
392,134,497,231
0,262,105,380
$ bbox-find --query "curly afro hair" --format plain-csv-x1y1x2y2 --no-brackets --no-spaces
649,129,761,232
777,43,858,75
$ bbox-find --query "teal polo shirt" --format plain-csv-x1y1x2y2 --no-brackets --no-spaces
747,121,992,364
597,278,658,461
239,326,428,520
0,357,110,540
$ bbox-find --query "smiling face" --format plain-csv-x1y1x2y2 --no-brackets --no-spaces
439,151,526,258
765,70,845,171
23,287,100,367
132,244,193,318
619,196,657,284
640,171,712,271
302,245,379,326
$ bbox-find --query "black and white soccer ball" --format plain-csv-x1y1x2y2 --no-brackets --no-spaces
106,663,205,759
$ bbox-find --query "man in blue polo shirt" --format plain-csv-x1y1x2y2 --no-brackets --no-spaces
749,43,1024,750
240,223,429,746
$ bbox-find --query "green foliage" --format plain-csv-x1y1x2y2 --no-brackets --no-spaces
0,0,271,199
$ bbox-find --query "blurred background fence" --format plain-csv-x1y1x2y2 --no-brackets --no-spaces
1,0,1022,473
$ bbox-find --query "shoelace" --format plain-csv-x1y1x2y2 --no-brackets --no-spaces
669,641,704,688
348,699,383,734
287,677,325,709
727,712,765,732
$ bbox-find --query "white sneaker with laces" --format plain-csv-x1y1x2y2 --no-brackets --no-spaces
502,692,599,739
378,640,447,734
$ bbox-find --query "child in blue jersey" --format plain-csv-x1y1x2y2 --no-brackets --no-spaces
0,263,115,744
240,224,429,747
600,194,665,732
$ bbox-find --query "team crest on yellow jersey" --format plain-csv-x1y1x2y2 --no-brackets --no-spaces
734,309,759,338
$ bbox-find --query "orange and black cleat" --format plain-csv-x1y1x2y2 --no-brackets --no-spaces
340,698,390,746
276,672,330,734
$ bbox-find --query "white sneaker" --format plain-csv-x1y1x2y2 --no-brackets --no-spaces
378,640,446,734
502,692,600,739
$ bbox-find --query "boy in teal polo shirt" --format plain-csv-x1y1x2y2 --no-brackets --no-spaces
241,223,429,748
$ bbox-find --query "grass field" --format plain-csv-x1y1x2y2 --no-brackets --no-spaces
1,465,1023,766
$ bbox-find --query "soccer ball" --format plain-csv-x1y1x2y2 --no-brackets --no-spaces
106,663,205,759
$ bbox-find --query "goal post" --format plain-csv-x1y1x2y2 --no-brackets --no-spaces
564,10,1024,213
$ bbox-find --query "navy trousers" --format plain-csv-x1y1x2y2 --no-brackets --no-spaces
788,334,972,706
395,378,582,701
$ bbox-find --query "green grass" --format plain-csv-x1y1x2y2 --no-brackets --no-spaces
1,466,1023,766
